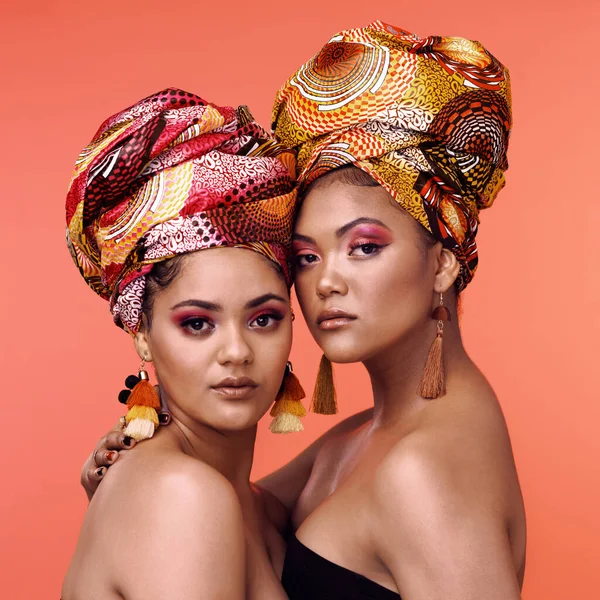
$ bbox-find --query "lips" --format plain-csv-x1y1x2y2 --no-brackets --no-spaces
317,308,357,331
212,376,258,399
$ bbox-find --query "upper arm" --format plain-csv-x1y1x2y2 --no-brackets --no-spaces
372,439,521,600
117,465,245,600
257,408,372,511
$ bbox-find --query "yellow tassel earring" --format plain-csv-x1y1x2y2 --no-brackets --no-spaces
310,354,338,415
269,362,307,434
123,357,161,441
418,292,451,399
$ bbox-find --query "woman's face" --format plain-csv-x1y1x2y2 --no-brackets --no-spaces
138,248,292,432
293,177,442,364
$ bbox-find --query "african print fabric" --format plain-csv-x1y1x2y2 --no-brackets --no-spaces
67,89,297,333
273,21,512,290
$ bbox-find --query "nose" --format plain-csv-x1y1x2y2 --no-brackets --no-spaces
216,323,254,366
315,256,348,299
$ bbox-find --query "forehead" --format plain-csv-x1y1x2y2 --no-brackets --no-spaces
295,179,411,236
159,248,288,303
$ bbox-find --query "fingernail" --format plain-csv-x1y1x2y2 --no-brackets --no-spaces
106,451,117,462
158,413,171,425
123,436,133,447
95,467,105,477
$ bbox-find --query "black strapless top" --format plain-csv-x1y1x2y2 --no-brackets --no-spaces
282,534,401,599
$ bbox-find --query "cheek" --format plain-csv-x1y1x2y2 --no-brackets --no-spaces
293,278,310,313
250,325,293,410
148,326,209,395
340,244,433,342
362,246,434,331
256,322,293,373
372,248,424,296
294,271,321,318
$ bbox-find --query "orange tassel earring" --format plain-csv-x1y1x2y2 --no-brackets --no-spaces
123,358,161,441
269,362,307,434
418,293,451,399
310,354,338,415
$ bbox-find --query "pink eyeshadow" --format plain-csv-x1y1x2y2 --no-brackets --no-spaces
348,225,392,243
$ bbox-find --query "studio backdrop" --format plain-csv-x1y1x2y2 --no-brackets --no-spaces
0,0,597,598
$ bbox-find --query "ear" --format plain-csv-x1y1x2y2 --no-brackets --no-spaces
433,248,460,294
133,320,153,363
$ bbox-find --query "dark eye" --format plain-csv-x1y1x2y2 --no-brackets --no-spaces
296,253,319,267
349,243,382,257
361,244,378,254
249,313,283,329
255,315,271,327
182,318,211,332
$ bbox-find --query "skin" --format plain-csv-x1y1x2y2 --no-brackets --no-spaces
83,175,526,599
63,248,293,600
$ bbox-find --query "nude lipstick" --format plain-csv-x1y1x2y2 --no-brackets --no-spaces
316,308,357,331
212,376,258,399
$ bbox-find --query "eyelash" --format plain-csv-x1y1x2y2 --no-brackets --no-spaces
178,312,284,336
348,241,385,257
295,253,320,268
179,317,214,335
295,242,385,268
249,311,284,330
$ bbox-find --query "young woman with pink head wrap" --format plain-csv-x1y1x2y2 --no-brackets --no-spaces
63,88,301,599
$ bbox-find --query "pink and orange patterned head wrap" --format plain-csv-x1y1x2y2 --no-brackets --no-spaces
273,21,512,290
67,89,297,333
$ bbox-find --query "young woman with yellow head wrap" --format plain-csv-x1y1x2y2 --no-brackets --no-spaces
267,21,524,600
80,21,524,600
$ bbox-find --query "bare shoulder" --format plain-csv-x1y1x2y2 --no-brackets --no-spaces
67,447,246,600
94,449,244,559
103,446,239,512
151,451,236,496
105,451,245,598
369,393,524,599
375,388,518,514
137,454,243,545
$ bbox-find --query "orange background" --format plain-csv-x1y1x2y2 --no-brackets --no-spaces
1,1,598,597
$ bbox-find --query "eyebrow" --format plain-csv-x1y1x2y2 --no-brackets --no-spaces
335,217,391,238
245,293,287,308
293,217,392,244
171,299,221,311
292,233,316,244
171,293,287,312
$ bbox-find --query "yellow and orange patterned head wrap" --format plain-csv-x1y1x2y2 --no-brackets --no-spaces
273,21,512,290
67,88,297,333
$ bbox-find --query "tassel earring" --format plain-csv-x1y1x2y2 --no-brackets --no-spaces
310,354,338,415
418,293,451,399
122,357,161,441
269,362,307,434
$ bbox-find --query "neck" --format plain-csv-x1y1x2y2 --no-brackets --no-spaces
363,316,471,426
159,402,256,488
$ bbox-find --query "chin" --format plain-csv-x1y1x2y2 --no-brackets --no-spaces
207,402,266,431
315,334,373,364
211,414,261,432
